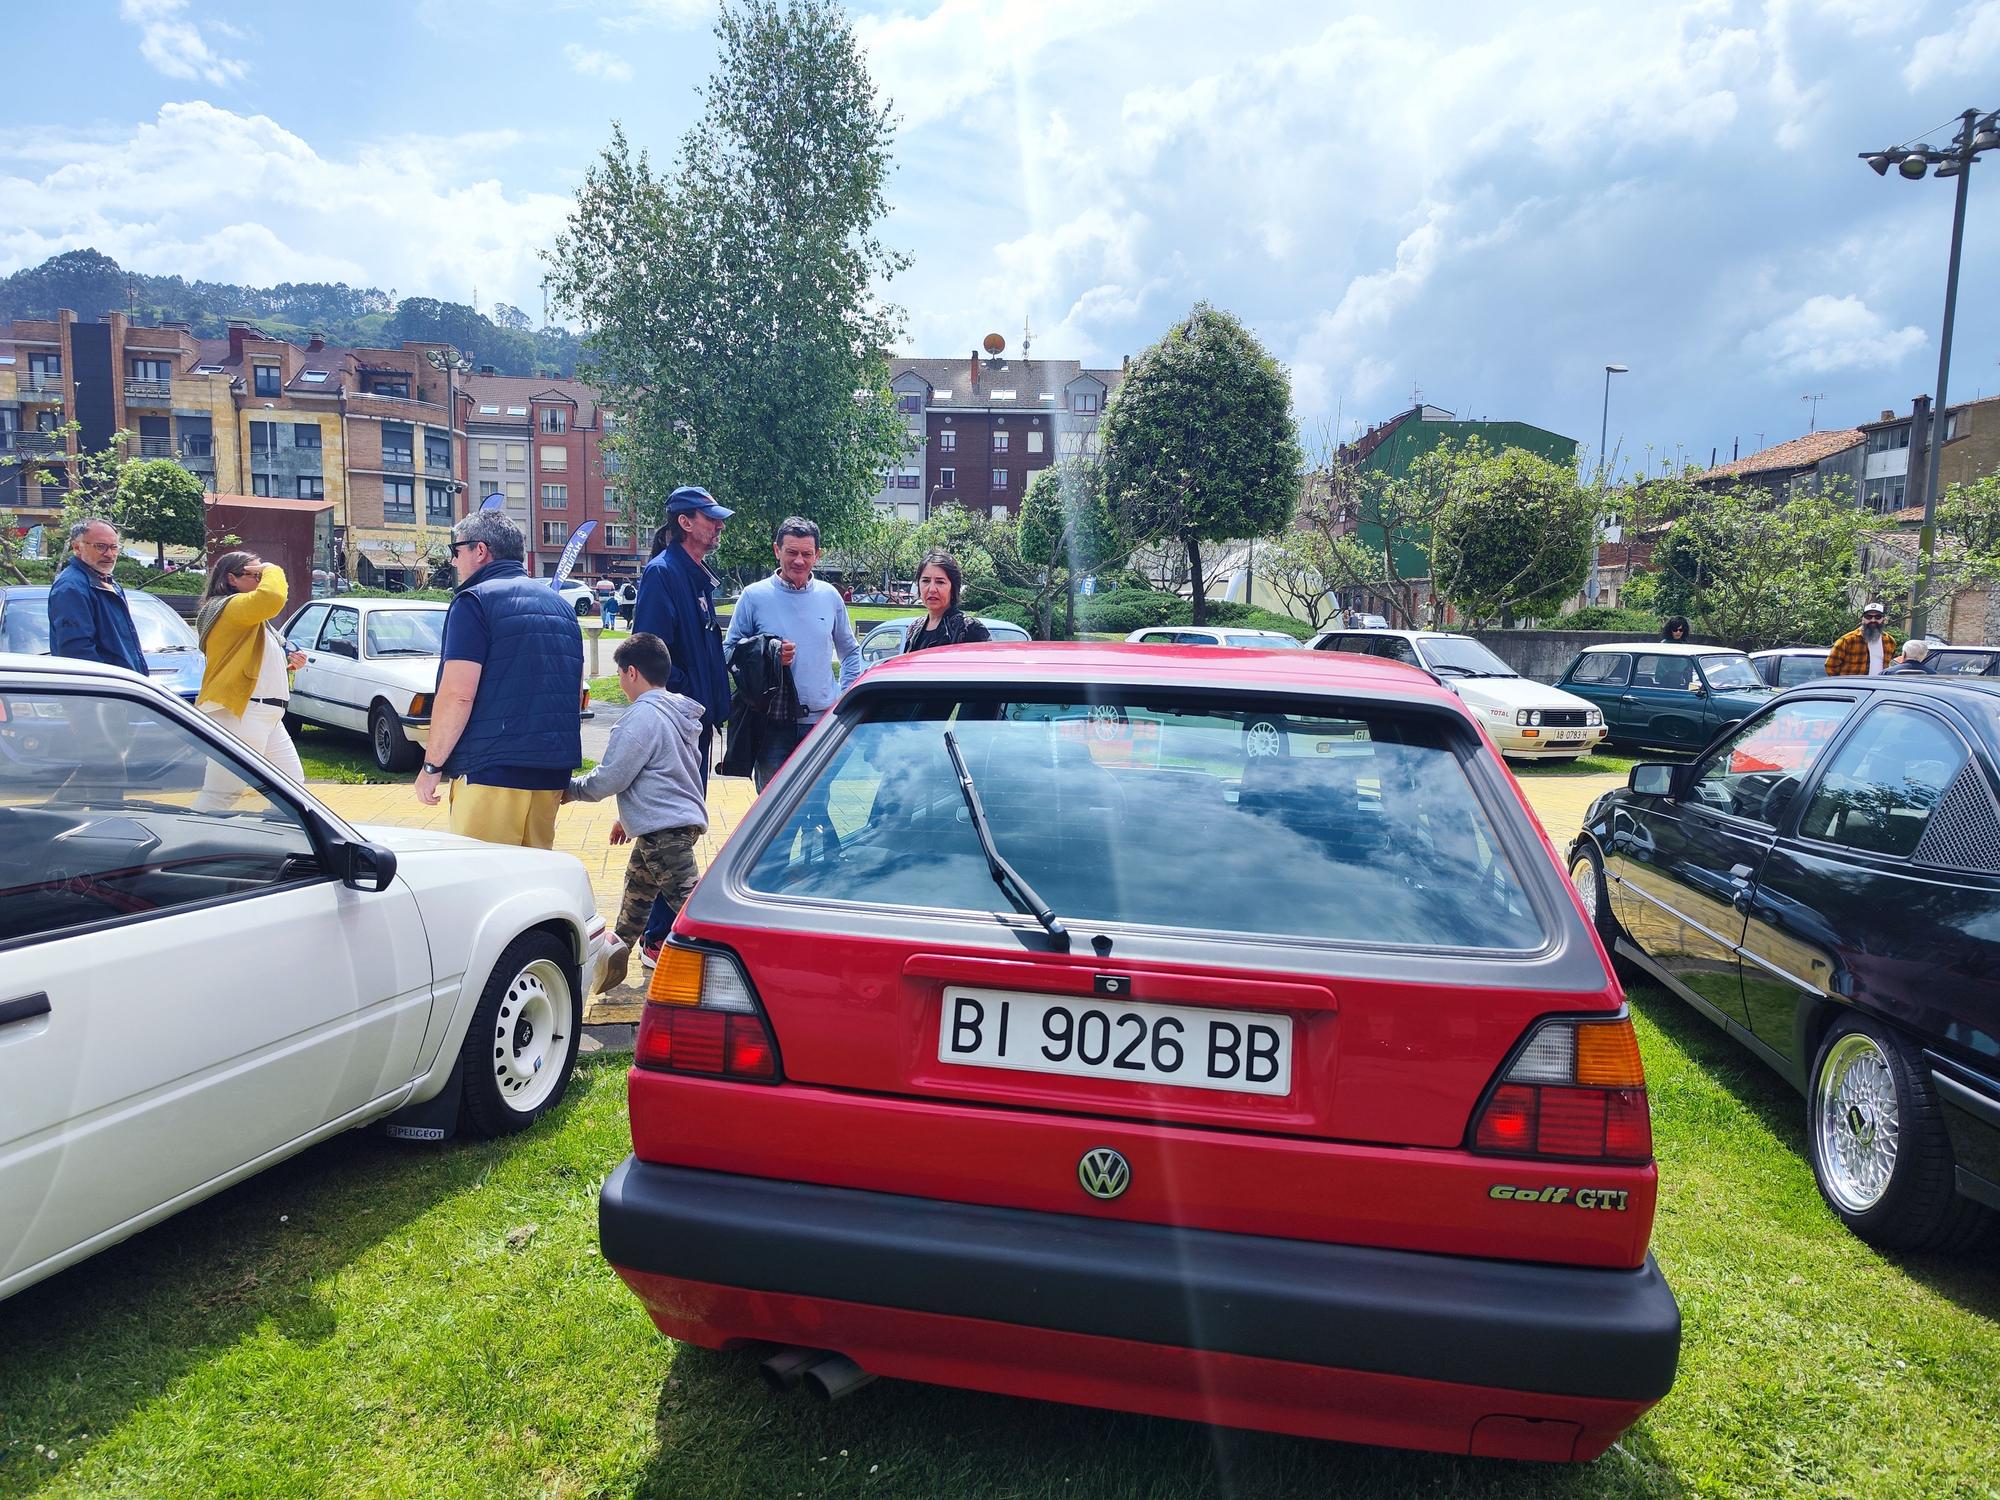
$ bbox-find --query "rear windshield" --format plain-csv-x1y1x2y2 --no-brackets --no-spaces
743,693,1545,951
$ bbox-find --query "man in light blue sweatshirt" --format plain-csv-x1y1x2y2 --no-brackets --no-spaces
565,632,710,989
723,515,861,789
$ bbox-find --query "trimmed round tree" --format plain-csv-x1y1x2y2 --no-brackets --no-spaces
1100,303,1303,623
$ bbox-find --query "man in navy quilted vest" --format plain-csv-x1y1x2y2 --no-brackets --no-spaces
414,510,585,849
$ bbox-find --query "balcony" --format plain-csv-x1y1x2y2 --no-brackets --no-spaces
381,453,415,473
3,433,65,459
124,379,173,403
136,436,175,458
13,372,62,399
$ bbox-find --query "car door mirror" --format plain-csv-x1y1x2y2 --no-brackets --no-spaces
1630,763,1678,797
336,838,399,891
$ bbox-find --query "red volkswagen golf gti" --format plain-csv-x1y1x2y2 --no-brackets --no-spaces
600,644,1680,1461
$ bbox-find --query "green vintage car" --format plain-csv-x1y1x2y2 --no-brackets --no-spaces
1555,642,1775,752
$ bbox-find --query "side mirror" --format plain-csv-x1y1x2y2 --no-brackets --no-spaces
336,838,399,892
1630,763,1678,798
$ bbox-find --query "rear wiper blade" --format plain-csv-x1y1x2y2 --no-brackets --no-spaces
942,730,1070,951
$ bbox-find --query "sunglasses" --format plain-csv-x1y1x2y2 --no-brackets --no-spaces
448,540,478,555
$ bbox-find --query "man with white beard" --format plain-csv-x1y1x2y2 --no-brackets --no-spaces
1824,601,1898,677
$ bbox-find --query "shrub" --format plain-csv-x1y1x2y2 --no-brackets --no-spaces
343,586,454,601
1546,605,1660,634
1072,589,1183,634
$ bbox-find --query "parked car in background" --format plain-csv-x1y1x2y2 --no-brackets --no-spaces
857,615,1031,666
1926,645,2000,677
1567,676,2000,1251
279,598,447,772
1750,647,1831,691
1125,626,1306,650
554,580,595,617
1309,628,1607,762
601,644,1679,1460
0,655,613,1301
1556,642,1774,752
1345,611,1391,629
0,585,205,702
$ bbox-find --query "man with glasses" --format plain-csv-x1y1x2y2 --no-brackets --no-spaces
414,511,584,849
1825,602,1898,678
48,517,145,674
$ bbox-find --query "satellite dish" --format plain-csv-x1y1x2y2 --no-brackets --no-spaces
982,333,1006,355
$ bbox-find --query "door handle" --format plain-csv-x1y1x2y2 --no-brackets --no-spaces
1620,694,1636,703
0,992,51,1028
1730,864,1754,879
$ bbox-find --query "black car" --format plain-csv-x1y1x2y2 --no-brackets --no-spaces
1567,677,2000,1251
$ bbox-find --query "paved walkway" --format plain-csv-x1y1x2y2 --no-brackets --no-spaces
309,769,1621,1023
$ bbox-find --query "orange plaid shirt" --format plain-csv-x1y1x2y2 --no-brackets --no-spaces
1824,628,1898,676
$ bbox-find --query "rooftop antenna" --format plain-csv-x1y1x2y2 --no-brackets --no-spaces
1409,382,1423,409
1021,316,1032,362
1802,393,1826,432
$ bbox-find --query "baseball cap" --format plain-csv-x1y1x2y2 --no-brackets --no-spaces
1862,601,1886,616
666,485,733,521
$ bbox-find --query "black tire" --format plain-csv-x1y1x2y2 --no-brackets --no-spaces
370,704,420,772
457,931,582,1138
1807,1016,1992,1251
1567,843,1623,950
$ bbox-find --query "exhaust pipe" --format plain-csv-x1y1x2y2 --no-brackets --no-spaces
801,1353,876,1403
758,1346,825,1393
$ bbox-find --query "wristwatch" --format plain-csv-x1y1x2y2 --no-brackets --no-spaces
422,762,445,776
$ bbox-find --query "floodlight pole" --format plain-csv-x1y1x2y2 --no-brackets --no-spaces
1912,123,1975,639
1587,363,1626,606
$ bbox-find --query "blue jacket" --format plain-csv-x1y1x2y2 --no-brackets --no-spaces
441,560,584,780
48,558,146,675
632,544,730,727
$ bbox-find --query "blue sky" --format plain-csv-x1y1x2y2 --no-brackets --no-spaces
4,0,1997,477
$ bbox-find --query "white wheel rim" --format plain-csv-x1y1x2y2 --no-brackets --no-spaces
1815,1033,1899,1213
1088,705,1122,741
1245,722,1283,757
1569,857,1599,920
492,958,572,1112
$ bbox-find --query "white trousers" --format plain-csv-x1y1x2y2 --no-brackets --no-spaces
194,702,306,811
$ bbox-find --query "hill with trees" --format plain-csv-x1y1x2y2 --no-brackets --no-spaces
0,249,581,376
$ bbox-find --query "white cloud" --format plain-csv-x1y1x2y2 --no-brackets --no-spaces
563,43,635,82
119,0,248,86
0,103,567,312
1742,295,1926,377
1905,1,2000,87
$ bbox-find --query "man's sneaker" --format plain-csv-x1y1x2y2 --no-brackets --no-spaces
640,940,662,969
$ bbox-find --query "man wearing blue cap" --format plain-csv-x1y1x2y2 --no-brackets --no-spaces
629,485,733,964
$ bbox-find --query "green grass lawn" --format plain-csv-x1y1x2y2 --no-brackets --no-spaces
1514,747,1644,778
293,725,592,784
3,986,1994,1499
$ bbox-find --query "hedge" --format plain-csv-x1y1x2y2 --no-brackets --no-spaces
1069,589,1315,640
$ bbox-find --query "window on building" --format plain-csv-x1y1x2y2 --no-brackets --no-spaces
541,484,568,508
938,429,957,452
370,378,410,399
603,489,622,514
425,435,451,471
506,444,528,471
939,467,955,490
1072,391,1100,415
27,354,61,379
1945,412,1961,441
540,444,568,471
991,468,1009,489
539,408,568,434
253,364,282,397
251,474,272,497
541,521,566,546
250,420,277,453
604,451,624,474
896,393,924,415
506,406,528,417
605,525,633,548
1868,425,1912,454
991,504,1009,519
1863,477,1908,514
381,424,414,468
297,476,325,500
300,370,328,384
1027,430,1044,454
993,431,1010,453
129,358,172,383
294,422,321,449
505,482,527,505
383,478,416,523
478,441,500,468
427,481,454,521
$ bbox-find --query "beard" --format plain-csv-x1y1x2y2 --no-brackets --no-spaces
1862,622,1883,642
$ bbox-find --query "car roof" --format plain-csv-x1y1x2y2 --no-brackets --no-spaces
1750,647,1829,656
0,651,163,688
858,640,1462,703
868,615,1024,632
1577,640,1738,655
1314,627,1467,642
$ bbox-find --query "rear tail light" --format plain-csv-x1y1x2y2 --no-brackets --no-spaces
635,945,780,1082
1471,1014,1651,1162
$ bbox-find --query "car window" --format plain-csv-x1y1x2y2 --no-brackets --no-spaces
1632,654,1696,691
1316,635,1360,654
286,603,330,649
365,610,444,657
989,623,1031,643
1776,655,1825,688
0,687,322,947
743,693,1544,951
319,607,360,659
1797,704,1967,859
1686,698,1857,825
860,625,901,663
1697,654,1763,691
1931,650,1999,677
1569,652,1631,686
1,592,196,656
1224,632,1302,649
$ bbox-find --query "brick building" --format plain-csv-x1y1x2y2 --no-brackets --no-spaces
873,350,1125,522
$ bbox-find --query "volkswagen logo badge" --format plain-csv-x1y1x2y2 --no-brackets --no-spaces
1077,1147,1131,1200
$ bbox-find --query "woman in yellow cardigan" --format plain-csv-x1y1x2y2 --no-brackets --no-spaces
191,550,307,810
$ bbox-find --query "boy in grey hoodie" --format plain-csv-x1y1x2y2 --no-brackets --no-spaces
565,632,710,992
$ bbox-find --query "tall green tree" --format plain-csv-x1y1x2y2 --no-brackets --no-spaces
1432,443,1595,626
1019,457,1129,637
114,458,207,566
548,0,907,572
1099,303,1302,623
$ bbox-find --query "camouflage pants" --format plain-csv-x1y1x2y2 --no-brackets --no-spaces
600,825,703,994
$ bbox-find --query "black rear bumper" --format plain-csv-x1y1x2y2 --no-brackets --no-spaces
599,1159,1681,1402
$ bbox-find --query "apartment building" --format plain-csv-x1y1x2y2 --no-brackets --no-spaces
872,350,1125,521
1,309,466,588
459,372,639,580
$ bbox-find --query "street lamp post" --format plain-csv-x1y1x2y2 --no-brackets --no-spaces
1862,106,1997,638
1587,363,1628,606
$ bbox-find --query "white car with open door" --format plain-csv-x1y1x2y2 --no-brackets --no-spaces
0,654,615,1303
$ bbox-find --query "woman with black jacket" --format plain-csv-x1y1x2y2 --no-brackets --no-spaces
903,550,992,652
